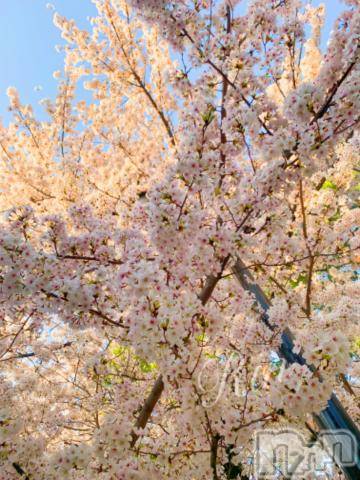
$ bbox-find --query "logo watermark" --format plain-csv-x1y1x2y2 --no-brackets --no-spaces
197,353,290,407
254,428,358,478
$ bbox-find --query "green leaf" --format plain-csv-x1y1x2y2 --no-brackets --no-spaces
328,207,341,223
196,332,207,344
351,337,360,355
289,273,307,288
138,358,157,373
204,352,218,360
103,375,112,387
201,106,215,125
110,344,129,358
161,192,173,203
109,343,157,374
321,179,337,191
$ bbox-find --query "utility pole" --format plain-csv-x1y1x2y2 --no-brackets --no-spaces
232,258,360,479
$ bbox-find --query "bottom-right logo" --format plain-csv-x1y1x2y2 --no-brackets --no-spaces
254,428,358,478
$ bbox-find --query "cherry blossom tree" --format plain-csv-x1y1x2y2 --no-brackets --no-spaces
0,0,359,478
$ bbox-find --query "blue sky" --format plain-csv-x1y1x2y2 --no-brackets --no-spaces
0,0,344,123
